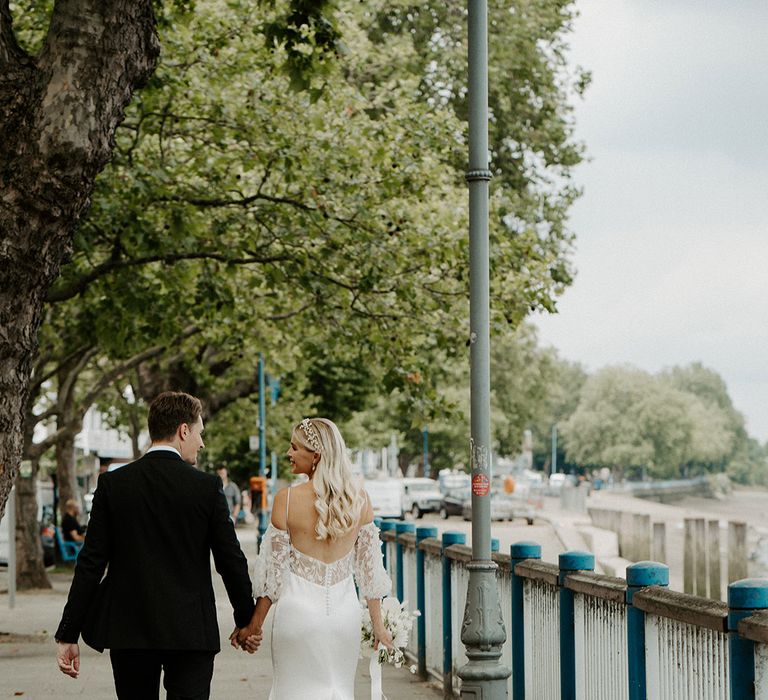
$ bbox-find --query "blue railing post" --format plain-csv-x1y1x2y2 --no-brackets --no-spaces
559,551,595,700
379,520,396,571
395,521,415,602
416,526,438,679
626,561,669,700
511,542,542,700
491,537,499,553
728,578,768,699
442,531,466,698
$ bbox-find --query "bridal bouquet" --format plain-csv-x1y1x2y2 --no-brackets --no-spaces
360,597,419,671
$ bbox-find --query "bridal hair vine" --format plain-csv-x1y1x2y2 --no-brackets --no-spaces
300,418,322,452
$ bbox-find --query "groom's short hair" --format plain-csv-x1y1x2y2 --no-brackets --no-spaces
148,391,203,442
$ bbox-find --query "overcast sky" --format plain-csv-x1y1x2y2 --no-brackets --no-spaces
534,0,768,441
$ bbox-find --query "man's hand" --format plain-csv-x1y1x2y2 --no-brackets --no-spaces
229,627,242,649
229,626,262,653
56,641,80,678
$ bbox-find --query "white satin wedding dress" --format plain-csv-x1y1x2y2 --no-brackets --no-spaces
253,488,391,699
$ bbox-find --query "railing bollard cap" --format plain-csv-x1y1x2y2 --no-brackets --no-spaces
442,531,466,548
626,561,670,588
373,517,383,528
395,521,416,534
728,579,768,610
379,520,397,531
559,550,595,572
491,538,500,553
511,541,542,560
416,526,438,541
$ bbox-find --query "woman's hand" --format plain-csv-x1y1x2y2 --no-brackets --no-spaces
373,626,394,654
243,631,262,653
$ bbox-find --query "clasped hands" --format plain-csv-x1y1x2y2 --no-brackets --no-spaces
229,624,262,654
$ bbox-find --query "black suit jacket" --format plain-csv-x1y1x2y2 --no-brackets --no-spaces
55,451,255,652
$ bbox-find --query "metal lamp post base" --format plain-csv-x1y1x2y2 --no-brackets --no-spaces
458,560,511,698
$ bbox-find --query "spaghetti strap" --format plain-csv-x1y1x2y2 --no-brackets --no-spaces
286,487,291,540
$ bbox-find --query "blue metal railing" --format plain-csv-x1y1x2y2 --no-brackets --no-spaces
378,521,768,699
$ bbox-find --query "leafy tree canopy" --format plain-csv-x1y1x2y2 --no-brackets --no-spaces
22,0,587,477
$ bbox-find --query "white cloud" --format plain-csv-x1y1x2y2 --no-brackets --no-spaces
535,0,768,440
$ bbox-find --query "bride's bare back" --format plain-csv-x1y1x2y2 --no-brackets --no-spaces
271,481,373,563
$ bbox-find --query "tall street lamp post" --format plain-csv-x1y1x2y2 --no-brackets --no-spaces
257,353,267,541
458,0,511,697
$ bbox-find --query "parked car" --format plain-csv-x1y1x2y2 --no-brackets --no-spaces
0,504,56,568
546,472,577,496
461,490,535,525
440,488,470,519
402,478,444,519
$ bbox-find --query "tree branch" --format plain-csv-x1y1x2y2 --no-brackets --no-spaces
28,326,200,459
58,347,99,408
206,375,260,417
156,190,316,212
264,302,313,321
79,325,200,411
46,251,291,302
30,344,94,394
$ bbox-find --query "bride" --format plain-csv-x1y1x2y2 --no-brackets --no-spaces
241,417,393,699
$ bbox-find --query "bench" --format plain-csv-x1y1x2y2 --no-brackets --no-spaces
55,527,83,563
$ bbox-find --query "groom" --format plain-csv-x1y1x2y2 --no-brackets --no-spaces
55,391,260,699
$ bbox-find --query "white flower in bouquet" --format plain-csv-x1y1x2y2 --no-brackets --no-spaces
360,597,420,673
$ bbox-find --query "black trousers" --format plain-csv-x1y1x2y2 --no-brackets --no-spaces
110,649,216,700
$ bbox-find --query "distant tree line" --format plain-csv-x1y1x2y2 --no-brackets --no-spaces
341,324,767,486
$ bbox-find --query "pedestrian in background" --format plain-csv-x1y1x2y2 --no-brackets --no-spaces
216,466,241,524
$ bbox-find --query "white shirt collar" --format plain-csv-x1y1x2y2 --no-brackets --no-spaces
146,445,182,458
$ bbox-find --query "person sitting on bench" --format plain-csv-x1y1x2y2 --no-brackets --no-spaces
61,500,86,542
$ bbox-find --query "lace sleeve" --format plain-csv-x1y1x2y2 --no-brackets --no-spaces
253,524,291,602
354,522,392,600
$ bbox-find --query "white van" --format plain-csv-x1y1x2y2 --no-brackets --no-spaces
363,478,403,520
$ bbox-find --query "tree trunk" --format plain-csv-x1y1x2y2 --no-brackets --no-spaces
0,0,159,521
129,408,142,459
15,460,51,590
56,431,78,516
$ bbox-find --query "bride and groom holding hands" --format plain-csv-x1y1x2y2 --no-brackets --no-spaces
55,391,393,699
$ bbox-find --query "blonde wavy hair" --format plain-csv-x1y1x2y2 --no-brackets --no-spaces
293,417,367,541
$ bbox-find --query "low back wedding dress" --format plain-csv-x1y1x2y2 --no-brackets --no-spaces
253,486,391,699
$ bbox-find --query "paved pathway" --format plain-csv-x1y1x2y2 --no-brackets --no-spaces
0,525,441,699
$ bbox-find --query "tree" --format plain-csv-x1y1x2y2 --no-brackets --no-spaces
0,0,160,521
561,364,744,480
0,0,340,521
362,0,589,321
561,367,693,479
491,324,566,458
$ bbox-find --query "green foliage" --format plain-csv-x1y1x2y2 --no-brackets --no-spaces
561,364,754,480
361,0,588,324
16,0,586,469
8,0,53,54
726,437,768,486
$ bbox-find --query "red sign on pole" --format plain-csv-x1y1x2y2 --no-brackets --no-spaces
471,473,490,496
